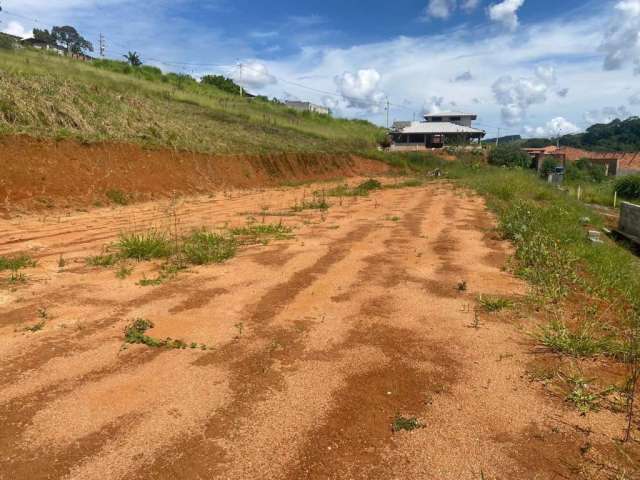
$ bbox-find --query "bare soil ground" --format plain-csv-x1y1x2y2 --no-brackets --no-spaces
0,180,634,479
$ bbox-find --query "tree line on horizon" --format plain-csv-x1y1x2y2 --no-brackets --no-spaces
484,117,640,152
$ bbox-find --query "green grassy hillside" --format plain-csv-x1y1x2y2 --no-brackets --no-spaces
0,49,383,154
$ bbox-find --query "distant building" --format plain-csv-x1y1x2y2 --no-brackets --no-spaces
284,101,331,116
21,38,66,55
524,146,640,177
389,112,485,150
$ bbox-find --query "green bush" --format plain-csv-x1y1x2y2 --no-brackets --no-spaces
488,144,531,168
615,175,640,199
540,158,559,177
565,158,607,183
0,36,15,50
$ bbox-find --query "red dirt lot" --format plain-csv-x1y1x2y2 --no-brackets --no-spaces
0,135,388,215
0,179,635,479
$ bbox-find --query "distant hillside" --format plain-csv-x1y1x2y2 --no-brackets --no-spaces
482,135,522,145
0,49,383,154
521,117,640,151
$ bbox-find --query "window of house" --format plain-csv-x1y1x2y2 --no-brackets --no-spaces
430,117,443,122
450,116,461,121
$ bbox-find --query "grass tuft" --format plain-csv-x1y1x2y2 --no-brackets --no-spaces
537,320,622,358
0,254,36,271
478,295,512,312
182,230,237,265
116,230,173,261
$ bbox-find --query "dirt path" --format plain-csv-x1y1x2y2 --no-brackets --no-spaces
0,181,629,479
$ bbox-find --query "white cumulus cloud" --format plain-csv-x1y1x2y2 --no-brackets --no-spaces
492,66,556,125
335,69,386,112
488,0,525,31
232,61,277,89
583,106,632,124
525,117,580,137
427,0,457,19
1,21,32,38
425,0,480,19
601,0,640,74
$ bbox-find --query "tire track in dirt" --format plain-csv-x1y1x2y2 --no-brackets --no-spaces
131,221,379,479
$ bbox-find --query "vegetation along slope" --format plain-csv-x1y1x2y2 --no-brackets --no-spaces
0,48,384,154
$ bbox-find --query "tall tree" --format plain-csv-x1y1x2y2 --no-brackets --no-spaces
123,51,142,67
52,26,93,54
33,28,57,46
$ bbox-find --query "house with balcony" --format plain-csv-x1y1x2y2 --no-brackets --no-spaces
389,112,486,150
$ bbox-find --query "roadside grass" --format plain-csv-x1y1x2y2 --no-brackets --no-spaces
229,222,293,244
537,319,624,358
379,152,640,376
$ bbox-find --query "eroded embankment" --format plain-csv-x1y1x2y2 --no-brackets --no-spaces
0,135,387,213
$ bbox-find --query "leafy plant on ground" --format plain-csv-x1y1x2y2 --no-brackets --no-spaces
116,263,133,279
0,255,36,271
24,321,45,332
392,415,424,432
478,295,512,312
123,317,205,349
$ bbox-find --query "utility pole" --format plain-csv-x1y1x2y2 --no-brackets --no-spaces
238,62,244,97
385,98,390,129
99,33,106,58
496,127,501,146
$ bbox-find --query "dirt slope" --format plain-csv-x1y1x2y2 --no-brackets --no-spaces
0,135,387,214
0,181,632,479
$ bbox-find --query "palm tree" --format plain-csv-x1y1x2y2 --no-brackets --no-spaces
123,51,142,67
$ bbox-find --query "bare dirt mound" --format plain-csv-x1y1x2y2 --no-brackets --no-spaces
0,135,387,214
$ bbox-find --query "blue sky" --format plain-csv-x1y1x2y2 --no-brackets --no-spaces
2,0,639,138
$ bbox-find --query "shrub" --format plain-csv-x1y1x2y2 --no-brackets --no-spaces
615,175,640,199
0,36,15,50
488,144,531,168
565,158,607,183
540,158,559,177
106,189,128,205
